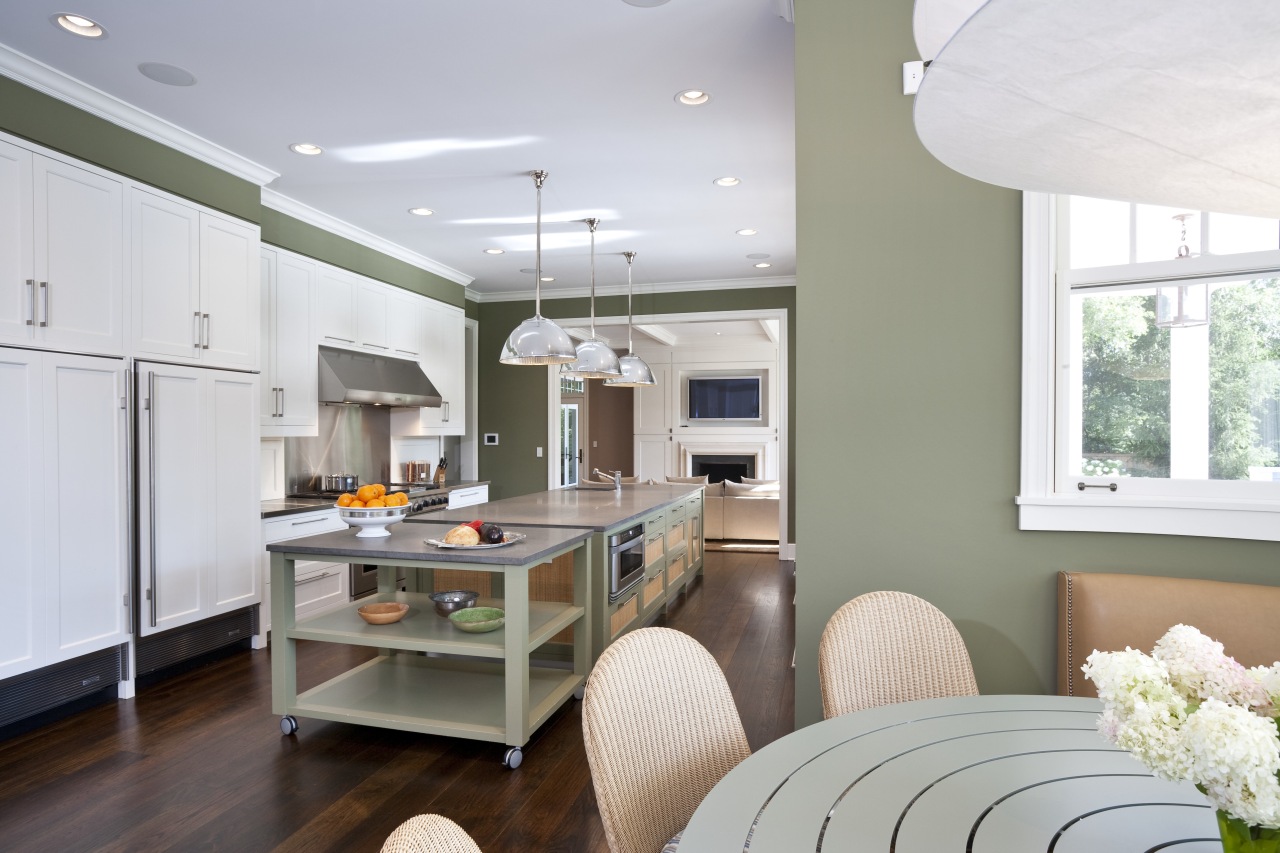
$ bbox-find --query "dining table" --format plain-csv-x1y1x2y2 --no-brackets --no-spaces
679,694,1221,852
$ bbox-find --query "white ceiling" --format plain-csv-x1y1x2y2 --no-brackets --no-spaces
0,0,796,299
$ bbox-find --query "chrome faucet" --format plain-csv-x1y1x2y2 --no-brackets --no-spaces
593,468,623,491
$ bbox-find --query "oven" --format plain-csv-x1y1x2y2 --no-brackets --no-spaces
608,523,646,602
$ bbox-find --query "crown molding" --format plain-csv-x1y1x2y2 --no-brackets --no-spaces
467,274,796,303
261,189,474,286
0,46,278,186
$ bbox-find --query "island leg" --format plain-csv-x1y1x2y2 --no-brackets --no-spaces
270,551,297,718
504,567,530,750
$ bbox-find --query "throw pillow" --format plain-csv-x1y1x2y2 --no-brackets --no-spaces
666,475,710,484
724,480,779,497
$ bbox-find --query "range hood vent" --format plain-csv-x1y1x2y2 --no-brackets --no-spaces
318,345,442,407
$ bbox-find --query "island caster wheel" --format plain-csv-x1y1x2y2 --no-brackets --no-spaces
279,715,298,736
573,684,585,701
502,747,523,769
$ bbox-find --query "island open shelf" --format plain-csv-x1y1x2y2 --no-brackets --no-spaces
267,522,595,767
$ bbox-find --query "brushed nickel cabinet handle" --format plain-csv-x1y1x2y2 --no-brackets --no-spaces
193,311,202,348
202,313,210,349
294,570,334,586
146,369,158,629
279,386,285,417
38,281,49,327
24,279,34,325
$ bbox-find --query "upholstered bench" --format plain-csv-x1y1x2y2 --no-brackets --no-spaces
1056,571,1280,697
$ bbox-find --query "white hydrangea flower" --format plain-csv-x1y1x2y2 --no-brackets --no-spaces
1154,625,1270,711
1180,699,1280,829
1249,664,1280,716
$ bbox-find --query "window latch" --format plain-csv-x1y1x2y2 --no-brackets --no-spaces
1077,482,1118,492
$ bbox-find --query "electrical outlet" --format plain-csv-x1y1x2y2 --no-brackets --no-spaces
903,60,925,95
536,446,543,458
592,441,597,448
484,433,499,445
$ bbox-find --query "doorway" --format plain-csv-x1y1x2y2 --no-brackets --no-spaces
560,402,581,486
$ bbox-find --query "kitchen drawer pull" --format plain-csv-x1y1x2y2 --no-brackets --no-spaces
442,401,450,422
24,279,34,325
38,281,49,327
201,313,210,349
294,571,334,586
193,311,202,348
291,516,330,526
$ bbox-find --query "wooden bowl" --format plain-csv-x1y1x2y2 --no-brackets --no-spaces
357,602,409,625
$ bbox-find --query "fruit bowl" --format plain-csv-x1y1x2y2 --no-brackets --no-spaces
336,503,410,538
448,607,505,633
429,590,479,617
357,602,409,625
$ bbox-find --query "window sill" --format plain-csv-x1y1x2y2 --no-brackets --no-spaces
1016,494,1280,541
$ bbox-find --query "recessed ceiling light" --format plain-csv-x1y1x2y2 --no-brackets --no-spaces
736,228,758,236
541,276,555,282
407,207,434,216
53,13,105,37
713,177,741,187
754,262,773,269
289,143,323,156
621,0,671,6
746,253,771,260
138,62,196,87
675,89,711,106
483,248,504,255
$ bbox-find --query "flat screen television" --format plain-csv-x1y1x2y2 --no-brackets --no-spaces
688,376,762,421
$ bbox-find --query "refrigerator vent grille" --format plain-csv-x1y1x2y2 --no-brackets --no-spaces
136,606,259,676
0,645,125,728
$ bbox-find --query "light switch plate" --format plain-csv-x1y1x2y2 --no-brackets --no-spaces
903,60,924,95
484,433,499,445
536,446,543,457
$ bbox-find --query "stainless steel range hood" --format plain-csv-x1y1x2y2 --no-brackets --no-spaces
318,345,442,407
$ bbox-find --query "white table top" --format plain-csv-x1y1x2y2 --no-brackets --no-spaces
681,695,1220,852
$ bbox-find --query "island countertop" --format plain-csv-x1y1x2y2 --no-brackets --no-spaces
266,519,594,566
408,484,702,533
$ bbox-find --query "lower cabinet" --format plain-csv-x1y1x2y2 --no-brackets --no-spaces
137,362,260,638
259,509,348,640
0,347,129,682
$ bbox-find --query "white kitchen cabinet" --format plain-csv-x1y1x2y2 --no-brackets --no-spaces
317,266,358,346
421,301,466,434
0,141,125,355
131,187,259,370
388,288,423,358
0,347,129,682
138,362,260,638
260,248,318,435
356,280,390,351
259,509,348,642
634,362,672,434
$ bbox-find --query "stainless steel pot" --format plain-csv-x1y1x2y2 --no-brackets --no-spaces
324,473,358,492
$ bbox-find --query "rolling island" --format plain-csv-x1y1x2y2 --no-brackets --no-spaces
413,483,704,663
266,520,593,768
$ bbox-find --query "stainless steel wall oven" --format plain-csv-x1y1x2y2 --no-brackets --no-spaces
608,523,645,602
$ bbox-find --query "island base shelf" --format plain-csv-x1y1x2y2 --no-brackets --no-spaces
290,654,582,744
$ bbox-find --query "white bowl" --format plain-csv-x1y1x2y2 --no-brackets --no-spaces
336,503,410,538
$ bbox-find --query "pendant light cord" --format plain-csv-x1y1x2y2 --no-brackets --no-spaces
585,218,599,338
532,170,547,317
623,251,637,354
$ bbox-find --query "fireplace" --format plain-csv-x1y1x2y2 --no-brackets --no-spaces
691,454,756,484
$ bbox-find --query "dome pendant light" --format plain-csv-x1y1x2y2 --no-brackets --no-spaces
500,170,577,365
562,218,622,379
604,251,657,387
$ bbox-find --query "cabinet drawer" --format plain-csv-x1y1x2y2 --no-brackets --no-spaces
667,519,686,551
642,574,665,609
447,485,489,509
644,531,665,569
295,562,346,615
667,550,687,585
610,593,639,639
645,513,665,534
264,509,343,543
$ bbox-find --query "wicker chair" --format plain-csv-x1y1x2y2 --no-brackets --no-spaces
818,590,978,719
582,627,752,853
380,814,483,853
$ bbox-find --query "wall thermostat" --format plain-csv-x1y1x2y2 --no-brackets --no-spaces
484,433,499,445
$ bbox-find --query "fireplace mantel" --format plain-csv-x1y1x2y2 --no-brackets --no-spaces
678,441,768,478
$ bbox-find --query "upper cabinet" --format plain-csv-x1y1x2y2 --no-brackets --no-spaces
356,281,390,351
0,140,125,355
388,289,423,359
260,248,318,436
394,300,465,437
130,187,259,370
316,267,358,347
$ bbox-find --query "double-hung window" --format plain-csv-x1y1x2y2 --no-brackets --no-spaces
1019,193,1280,541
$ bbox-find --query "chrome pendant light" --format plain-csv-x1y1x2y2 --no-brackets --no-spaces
562,218,622,379
500,170,577,365
604,251,656,387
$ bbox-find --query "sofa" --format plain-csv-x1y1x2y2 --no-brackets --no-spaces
669,476,779,541
1056,571,1280,697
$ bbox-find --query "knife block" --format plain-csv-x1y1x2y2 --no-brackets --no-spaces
433,466,447,487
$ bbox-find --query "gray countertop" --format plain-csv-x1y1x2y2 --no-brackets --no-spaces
266,519,593,566
407,484,702,533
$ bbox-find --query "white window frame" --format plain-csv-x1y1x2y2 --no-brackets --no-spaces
1017,192,1280,541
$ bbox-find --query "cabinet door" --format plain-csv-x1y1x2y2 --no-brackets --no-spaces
269,251,317,431
139,364,207,637
636,435,672,482
259,249,277,423
199,213,259,369
0,348,44,679
206,370,260,613
316,267,357,345
420,301,465,434
0,140,34,345
388,290,422,358
634,362,671,433
356,281,389,351
34,155,125,354
131,188,201,361
43,352,129,663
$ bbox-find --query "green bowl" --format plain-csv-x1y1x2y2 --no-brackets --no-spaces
448,606,505,633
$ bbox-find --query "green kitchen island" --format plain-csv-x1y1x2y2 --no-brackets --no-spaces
267,520,593,768
415,483,704,663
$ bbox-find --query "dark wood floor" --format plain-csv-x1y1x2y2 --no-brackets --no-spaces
0,549,794,853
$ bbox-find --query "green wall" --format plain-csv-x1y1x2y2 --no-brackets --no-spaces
0,75,259,221
476,288,797,537
793,0,1280,725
